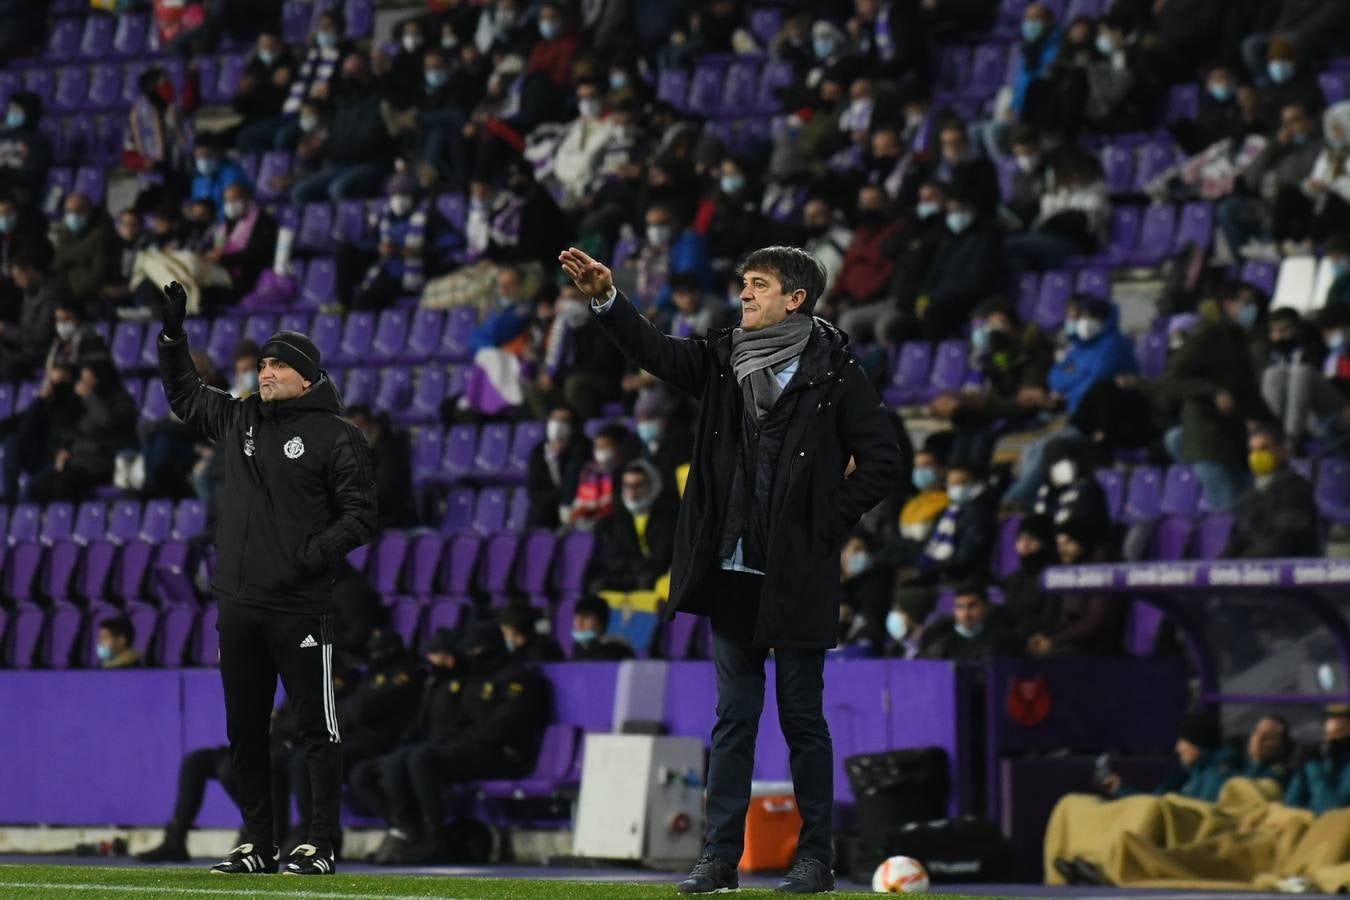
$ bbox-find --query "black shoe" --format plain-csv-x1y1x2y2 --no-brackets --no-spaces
136,835,189,863
775,857,834,894
396,830,446,865
677,855,739,894
282,843,336,875
1070,856,1109,886
208,842,278,874
1053,857,1081,885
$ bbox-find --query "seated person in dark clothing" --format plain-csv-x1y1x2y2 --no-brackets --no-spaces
29,360,139,503
1033,438,1110,541
918,582,1018,663
633,390,694,485
836,593,884,657
1026,518,1125,657
1224,424,1319,559
526,404,591,529
999,513,1059,647
1285,705,1350,815
204,182,278,302
0,239,64,381
904,184,1006,342
879,460,997,587
588,459,676,592
571,594,635,661
97,615,142,669
499,604,565,662
840,530,897,631
330,558,387,666
882,586,940,659
346,405,416,528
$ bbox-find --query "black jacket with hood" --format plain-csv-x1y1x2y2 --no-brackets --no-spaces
158,334,377,614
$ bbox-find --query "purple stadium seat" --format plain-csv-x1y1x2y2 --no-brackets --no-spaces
370,309,410,361
1159,464,1200,517
278,311,312,335
41,502,74,544
45,539,82,602
373,367,412,412
216,54,248,101
9,503,40,543
441,424,478,482
1103,207,1142,265
1163,84,1199,123
243,314,277,347
52,67,89,114
412,426,443,483
334,199,369,244
1316,457,1350,523
206,317,241,369
341,367,377,407
687,61,727,116
927,341,970,398
184,317,209,348
392,534,441,599
113,11,150,57
297,202,335,254
142,499,174,541
16,381,40,415
436,306,477,361
516,530,557,603
138,382,168,421
1135,142,1177,191
195,604,220,666
436,532,481,598
24,68,55,110
4,540,43,603
1034,270,1073,331
1095,468,1125,520
1122,465,1163,524
749,7,782,46
158,604,197,666
81,15,116,58
1076,268,1109,300
106,499,142,542
755,59,794,113
1149,515,1194,561
1016,272,1040,321
308,312,342,360
400,367,447,425
347,542,371,571
111,321,144,370
195,56,223,104
74,165,105,203
1193,513,1233,560
478,532,521,603
46,601,87,668
553,531,595,601
554,596,581,652
424,598,466,640
883,342,933,406
436,192,465,229
660,611,708,659
657,68,689,110
1101,144,1135,194
255,151,293,202
281,0,311,44
506,487,529,533
173,499,206,540
1132,204,1177,266
345,0,374,37
992,515,1022,579
966,44,1008,97
368,532,410,595
1239,261,1278,296
1174,200,1213,252
1135,329,1167,380
936,46,970,95
47,18,82,59
721,59,761,116
0,383,11,422
72,500,107,543
401,308,444,362
440,486,476,533
1320,72,1348,106
472,487,509,535
385,598,423,646
473,423,512,480
508,421,545,480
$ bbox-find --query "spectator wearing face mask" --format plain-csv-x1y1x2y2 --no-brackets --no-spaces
905,185,1006,343
1285,706,1350,815
409,48,483,190
266,10,350,152
694,156,774,263
1218,101,1322,259
124,67,192,196
622,203,714,312
548,80,622,208
896,445,949,545
879,460,996,587
1319,303,1350,399
1277,101,1350,246
1004,146,1109,271
1026,519,1124,658
1323,236,1350,309
1171,64,1251,157
379,20,430,112
797,199,853,298
569,422,631,530
0,240,63,381
1252,39,1325,135
232,32,296,134
1262,307,1345,445
1242,1,1350,85
0,194,41,300
659,273,733,339
839,531,895,635
632,390,693,484
499,604,565,662
835,594,884,657
588,459,677,592
918,583,1016,663
291,52,394,204
881,587,939,659
526,405,591,529
45,299,107,372
30,361,140,503
189,133,250,222
829,185,903,339
1033,438,1109,539
96,616,141,669
1224,425,1319,560
51,193,120,310
203,182,277,301
571,594,635,661
998,514,1058,646
524,284,627,421
338,174,439,311
0,91,50,208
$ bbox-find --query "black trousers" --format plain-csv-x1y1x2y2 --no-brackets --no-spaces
349,740,521,832
217,598,342,849
705,571,833,867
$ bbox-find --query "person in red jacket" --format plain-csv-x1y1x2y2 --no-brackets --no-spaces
830,184,902,339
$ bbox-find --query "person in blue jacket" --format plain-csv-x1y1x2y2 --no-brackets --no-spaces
1006,294,1137,504
1286,706,1350,815
190,133,250,222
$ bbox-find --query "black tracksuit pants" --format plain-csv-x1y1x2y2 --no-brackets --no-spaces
217,597,342,850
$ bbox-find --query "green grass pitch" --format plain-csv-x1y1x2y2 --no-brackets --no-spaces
0,864,1014,899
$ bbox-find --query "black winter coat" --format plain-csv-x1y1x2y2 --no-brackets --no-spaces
589,493,678,591
593,290,904,649
158,335,378,614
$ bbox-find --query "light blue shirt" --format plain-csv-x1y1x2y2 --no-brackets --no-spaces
592,286,801,576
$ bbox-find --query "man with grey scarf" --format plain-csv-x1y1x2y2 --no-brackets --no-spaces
560,245,902,894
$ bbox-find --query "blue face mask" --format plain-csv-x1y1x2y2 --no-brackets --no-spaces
505,637,517,654
916,200,940,220
813,37,835,60
315,31,338,48
425,69,448,89
1333,259,1350,280
571,628,596,645
1268,60,1295,84
636,420,662,445
954,622,984,639
947,484,973,505
946,211,973,234
258,49,277,66
609,71,627,91
96,643,113,662
1328,331,1346,351
196,157,217,177
1236,304,1258,329
1094,34,1115,56
912,467,937,491
5,108,23,129
885,611,907,641
64,213,86,234
0,214,15,234
1208,82,1232,103
846,551,870,577
971,324,991,352
720,174,745,195
1293,131,1308,145
539,19,561,39
1021,19,1045,42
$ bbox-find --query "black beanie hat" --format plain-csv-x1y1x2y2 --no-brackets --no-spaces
424,627,457,655
259,330,321,384
1018,513,1056,545
1177,712,1222,750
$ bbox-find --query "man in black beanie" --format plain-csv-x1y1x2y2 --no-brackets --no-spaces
154,281,377,876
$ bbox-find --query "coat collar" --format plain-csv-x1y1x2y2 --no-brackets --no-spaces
710,315,849,385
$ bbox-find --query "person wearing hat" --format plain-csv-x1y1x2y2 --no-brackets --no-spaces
155,281,377,876
999,513,1058,646
1025,518,1124,658
499,604,565,662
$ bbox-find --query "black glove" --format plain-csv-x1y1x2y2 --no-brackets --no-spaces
160,281,187,340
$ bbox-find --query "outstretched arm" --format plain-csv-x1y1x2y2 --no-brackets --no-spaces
558,247,710,396
156,281,243,444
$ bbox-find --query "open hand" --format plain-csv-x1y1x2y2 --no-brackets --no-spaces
558,247,613,298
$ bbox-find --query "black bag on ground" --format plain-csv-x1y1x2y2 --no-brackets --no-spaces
867,816,1011,884
844,748,949,853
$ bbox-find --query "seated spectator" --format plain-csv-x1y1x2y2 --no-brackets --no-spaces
243,9,350,155
46,298,108,371
1276,101,1350,246
930,119,999,217
572,594,635,661
337,174,439,310
1251,38,1326,134
618,202,714,312
1025,519,1123,657
1028,12,1153,139
569,422,632,530
0,91,50,208
999,513,1058,647
204,182,278,303
836,593,884,657
1006,295,1136,505
830,185,903,340
526,405,592,529
589,459,677,592
800,198,854,297
1262,307,1344,445
524,283,627,421
881,586,939,659
897,444,949,544
231,32,295,137
918,582,1018,663
696,156,775,263
291,52,394,204
1224,425,1319,559
1003,124,1051,228
1098,713,1230,802
1217,102,1320,263
548,80,625,209
1243,715,1295,786
1241,3,1350,83
905,184,1005,342
1285,705,1350,815
882,459,996,586
52,193,119,310
0,193,42,303
29,360,139,503
1004,147,1109,271
1033,438,1110,542
227,340,260,399
1170,64,1252,156
632,391,693,485
659,273,732,339
346,405,416,528
1320,303,1350,398
1324,235,1350,308
0,240,63,381
456,266,534,418
190,133,250,221
124,67,191,194
840,531,895,632
97,616,141,669
378,19,430,111
499,605,565,662
999,4,1061,149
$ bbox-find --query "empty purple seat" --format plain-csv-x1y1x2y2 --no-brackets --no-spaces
1103,206,1142,265
373,367,412,412
1321,72,1349,106
755,59,794,113
82,15,116,58
657,68,689,110
440,487,476,533
71,500,107,543
1159,464,1200,517
472,487,509,534
478,532,521,602
370,309,410,361
368,531,410,595
508,421,545,479
1149,514,1194,561
183,317,209,348
686,62,725,116
436,192,465,229
47,18,82,59
990,515,1022,579
1015,272,1040,321
400,308,444,362
553,531,595,601
113,11,150,57
1034,270,1073,331
140,499,174,541
1135,329,1167,380
436,306,477,361
173,499,206,540
1095,468,1125,520
423,598,465,640
1174,201,1213,252
441,423,478,482
506,487,529,533
299,258,335,308
966,43,1007,97
1101,144,1134,194
333,310,375,365
927,341,969,398
400,367,447,425
1135,142,1177,191
111,321,144,370
308,313,342,361
5,539,43,603
1075,268,1109,300
1122,465,1163,524
74,165,105,204
206,317,241,369
281,0,311,44
1317,457,1350,523
216,54,248,102
1131,204,1177,266
334,199,368,244
1193,513,1233,560
297,202,335,254
243,314,277,347
412,426,443,483
278,311,312,335
41,502,74,544
660,611,709,659
52,67,89,114
341,367,377,406
105,499,142,543
720,59,761,116
516,529,557,602
936,46,971,95
157,604,197,666
436,532,481,597
883,342,933,406
400,533,444,597
255,151,293,202
16,381,40,414
473,423,512,480
1239,261,1278,295
749,7,782,46
194,605,220,666
8,503,40,543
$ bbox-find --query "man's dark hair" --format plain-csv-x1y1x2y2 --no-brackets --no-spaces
736,246,828,316
668,272,701,294
55,297,83,317
1325,234,1350,256
497,604,537,634
12,240,53,273
1269,306,1303,326
596,422,631,446
100,615,135,644
574,594,611,632
952,580,988,602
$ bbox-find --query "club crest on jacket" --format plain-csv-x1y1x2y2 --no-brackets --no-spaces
284,436,305,459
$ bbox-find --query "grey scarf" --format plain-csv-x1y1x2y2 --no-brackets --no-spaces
730,314,814,422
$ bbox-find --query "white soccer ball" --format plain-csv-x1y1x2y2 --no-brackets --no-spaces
872,855,930,893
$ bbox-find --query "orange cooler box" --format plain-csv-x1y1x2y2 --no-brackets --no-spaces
740,782,801,872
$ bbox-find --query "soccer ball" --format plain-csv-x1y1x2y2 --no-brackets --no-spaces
871,855,930,893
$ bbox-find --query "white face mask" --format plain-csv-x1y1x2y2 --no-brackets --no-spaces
389,195,414,217
1075,317,1104,341
401,33,422,53
578,98,602,120
223,199,246,221
623,495,652,516
1014,154,1039,174
55,320,77,341
886,610,908,641
546,419,571,443
1049,459,1076,487
646,224,672,247
594,448,615,468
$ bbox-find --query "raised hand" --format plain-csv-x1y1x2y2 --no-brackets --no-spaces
160,281,188,339
558,247,614,299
